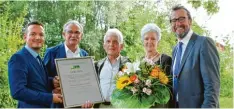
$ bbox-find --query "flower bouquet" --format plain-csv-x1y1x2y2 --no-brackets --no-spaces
111,60,171,108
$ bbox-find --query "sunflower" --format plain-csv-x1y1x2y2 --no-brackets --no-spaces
116,76,132,90
158,72,169,84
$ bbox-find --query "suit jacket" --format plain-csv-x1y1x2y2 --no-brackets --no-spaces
8,47,53,108
44,43,88,78
172,33,220,108
43,43,88,108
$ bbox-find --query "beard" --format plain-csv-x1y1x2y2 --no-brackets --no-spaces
176,30,189,39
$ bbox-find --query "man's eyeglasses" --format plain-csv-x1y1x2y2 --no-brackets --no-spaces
170,17,187,23
66,30,81,35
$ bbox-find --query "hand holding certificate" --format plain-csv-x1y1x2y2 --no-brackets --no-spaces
55,57,104,108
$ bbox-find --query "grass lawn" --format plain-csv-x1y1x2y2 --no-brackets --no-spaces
220,97,233,108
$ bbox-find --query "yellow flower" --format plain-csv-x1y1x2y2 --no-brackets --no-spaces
158,72,169,84
116,76,132,90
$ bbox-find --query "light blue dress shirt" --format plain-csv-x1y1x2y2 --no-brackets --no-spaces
99,57,120,102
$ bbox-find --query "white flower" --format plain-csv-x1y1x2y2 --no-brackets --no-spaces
142,87,147,93
124,62,140,75
117,71,124,77
143,58,155,65
143,87,152,95
131,87,138,94
146,89,152,95
145,79,151,87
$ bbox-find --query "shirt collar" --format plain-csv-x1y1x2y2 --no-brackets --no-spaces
179,29,193,45
106,55,121,64
64,42,80,54
25,44,39,58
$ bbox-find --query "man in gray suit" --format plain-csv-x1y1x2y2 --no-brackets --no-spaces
170,5,220,108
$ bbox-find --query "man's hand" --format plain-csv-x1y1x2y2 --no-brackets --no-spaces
53,76,60,88
81,100,93,108
53,87,61,94
53,94,63,103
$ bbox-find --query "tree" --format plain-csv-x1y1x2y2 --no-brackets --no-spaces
0,1,28,107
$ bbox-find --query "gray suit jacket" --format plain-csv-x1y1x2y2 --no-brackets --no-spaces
172,33,220,108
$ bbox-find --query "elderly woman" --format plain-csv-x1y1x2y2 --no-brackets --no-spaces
141,23,173,108
141,23,172,75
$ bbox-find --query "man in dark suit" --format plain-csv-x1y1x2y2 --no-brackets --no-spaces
8,21,62,108
170,5,220,108
43,20,89,108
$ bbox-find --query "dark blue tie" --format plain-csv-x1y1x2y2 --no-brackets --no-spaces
37,55,47,82
37,56,44,68
173,42,183,99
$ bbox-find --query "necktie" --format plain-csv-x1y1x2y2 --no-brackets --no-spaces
37,55,47,82
173,42,183,99
37,55,44,68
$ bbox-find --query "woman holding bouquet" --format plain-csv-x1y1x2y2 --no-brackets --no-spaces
141,23,172,76
140,23,173,108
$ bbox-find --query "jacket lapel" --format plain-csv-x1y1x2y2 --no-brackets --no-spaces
22,47,47,83
97,58,106,76
171,46,177,75
58,43,66,58
97,56,129,76
178,33,197,78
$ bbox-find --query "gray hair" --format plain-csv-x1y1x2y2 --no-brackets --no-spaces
141,23,161,42
63,20,83,33
104,28,123,44
170,4,192,22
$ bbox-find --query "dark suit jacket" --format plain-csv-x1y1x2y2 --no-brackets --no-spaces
44,43,88,78
172,33,220,108
43,43,88,108
8,47,53,108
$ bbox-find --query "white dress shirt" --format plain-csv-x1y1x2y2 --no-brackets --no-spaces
64,43,81,58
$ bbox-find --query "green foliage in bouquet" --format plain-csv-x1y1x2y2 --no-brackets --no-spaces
111,61,171,108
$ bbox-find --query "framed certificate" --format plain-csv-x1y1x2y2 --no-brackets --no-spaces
55,57,104,108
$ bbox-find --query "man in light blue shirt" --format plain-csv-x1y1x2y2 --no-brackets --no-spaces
94,28,130,108
8,21,63,108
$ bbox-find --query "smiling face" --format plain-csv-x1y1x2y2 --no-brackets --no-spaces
143,31,158,52
170,8,192,39
103,34,123,57
63,24,82,47
24,24,45,51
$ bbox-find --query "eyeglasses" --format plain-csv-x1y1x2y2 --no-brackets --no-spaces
66,30,81,35
170,17,187,23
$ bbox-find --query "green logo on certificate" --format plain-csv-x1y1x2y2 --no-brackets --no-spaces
71,65,80,70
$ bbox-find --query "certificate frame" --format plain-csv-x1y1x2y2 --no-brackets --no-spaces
55,57,104,108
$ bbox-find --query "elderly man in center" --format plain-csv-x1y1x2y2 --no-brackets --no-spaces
94,28,131,108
